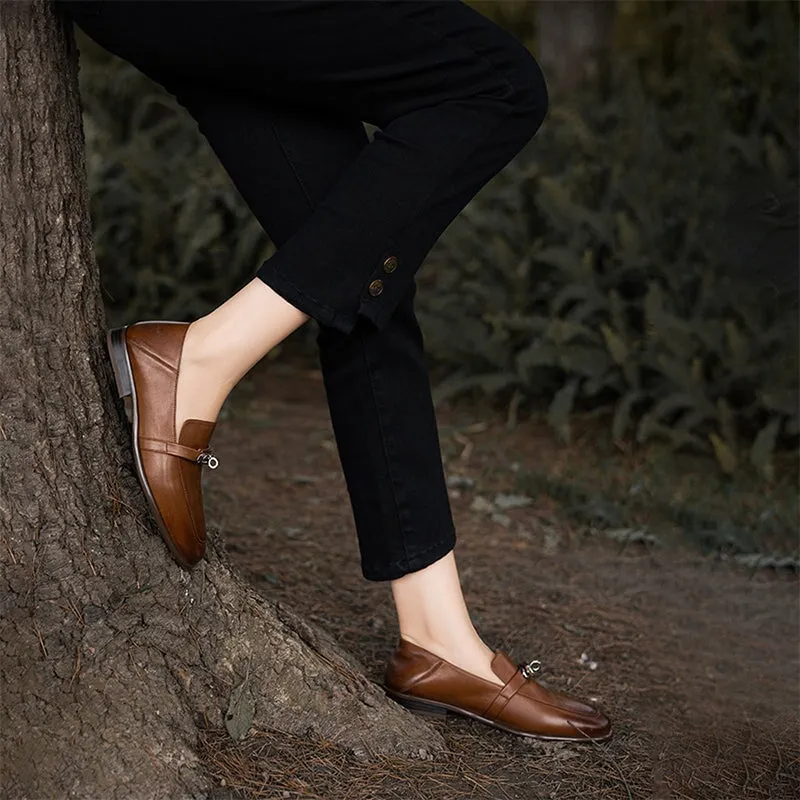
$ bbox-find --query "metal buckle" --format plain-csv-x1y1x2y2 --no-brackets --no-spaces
196,451,219,470
520,660,542,679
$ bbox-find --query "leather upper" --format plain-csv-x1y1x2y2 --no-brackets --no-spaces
125,321,216,566
385,637,611,740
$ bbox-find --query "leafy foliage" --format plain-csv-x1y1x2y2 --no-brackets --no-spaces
419,1,798,477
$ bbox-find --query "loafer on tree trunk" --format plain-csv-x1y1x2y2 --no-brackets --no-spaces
106,320,219,568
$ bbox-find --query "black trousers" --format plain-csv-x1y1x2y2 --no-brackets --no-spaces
61,0,548,581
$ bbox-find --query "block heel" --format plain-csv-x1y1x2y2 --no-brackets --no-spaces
106,326,134,422
385,690,448,718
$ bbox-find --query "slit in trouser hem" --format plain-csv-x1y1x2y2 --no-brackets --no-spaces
255,263,357,336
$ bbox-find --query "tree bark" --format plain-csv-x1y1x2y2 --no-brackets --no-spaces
0,2,443,797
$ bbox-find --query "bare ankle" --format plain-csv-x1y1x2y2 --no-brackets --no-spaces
182,318,215,369
398,631,503,686
174,320,232,433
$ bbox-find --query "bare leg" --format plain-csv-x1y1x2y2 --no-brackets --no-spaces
174,279,309,435
391,550,503,686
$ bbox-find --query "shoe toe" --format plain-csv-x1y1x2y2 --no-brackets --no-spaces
140,450,206,567
570,709,612,740
512,679,612,741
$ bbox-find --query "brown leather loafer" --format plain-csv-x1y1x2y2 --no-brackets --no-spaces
384,638,612,742
106,320,219,568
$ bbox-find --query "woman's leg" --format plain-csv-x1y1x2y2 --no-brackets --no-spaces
64,0,547,684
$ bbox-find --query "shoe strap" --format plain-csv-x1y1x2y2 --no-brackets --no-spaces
483,668,528,720
139,436,217,466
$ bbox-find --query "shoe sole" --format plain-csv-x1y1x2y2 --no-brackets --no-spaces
384,687,613,743
106,325,197,570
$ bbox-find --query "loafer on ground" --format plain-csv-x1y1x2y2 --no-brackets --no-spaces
384,638,612,742
106,320,219,568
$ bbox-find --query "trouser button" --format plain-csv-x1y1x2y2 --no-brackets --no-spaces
368,279,384,296
382,256,398,273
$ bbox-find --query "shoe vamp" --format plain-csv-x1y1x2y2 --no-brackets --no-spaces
516,679,599,717
412,667,499,715
142,451,204,550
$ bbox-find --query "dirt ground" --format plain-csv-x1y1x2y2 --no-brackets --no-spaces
198,359,799,800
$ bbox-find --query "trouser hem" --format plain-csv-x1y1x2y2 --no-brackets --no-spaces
255,262,358,335
361,534,456,582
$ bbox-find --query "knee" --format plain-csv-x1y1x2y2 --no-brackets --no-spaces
502,41,550,139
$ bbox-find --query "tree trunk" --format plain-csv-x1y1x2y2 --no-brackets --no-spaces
0,2,443,797
536,0,616,95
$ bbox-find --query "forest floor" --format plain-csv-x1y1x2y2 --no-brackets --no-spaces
198,358,799,800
